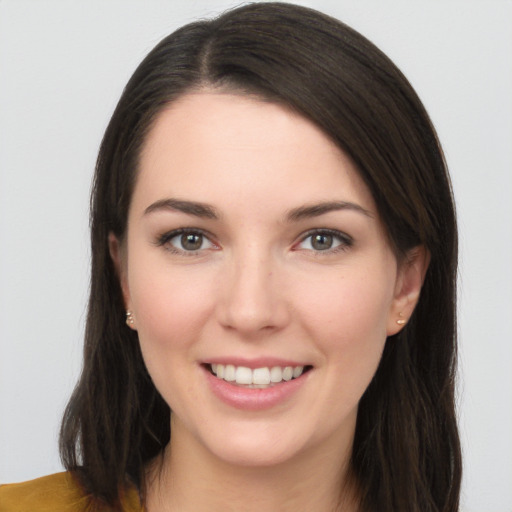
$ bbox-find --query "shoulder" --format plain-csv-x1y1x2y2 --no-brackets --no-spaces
0,472,90,511
0,471,142,512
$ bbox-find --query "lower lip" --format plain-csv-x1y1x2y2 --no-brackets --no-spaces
204,367,310,411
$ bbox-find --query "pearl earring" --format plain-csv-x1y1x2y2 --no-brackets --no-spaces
396,312,406,325
126,310,135,326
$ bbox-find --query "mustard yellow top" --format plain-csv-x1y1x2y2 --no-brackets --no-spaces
0,472,143,511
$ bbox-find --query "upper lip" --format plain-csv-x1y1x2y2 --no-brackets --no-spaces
203,357,311,369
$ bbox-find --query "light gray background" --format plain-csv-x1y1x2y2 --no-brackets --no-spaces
1,1,511,511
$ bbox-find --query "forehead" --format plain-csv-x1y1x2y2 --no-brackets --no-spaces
134,92,376,215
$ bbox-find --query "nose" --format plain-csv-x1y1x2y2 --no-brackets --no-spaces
216,249,290,337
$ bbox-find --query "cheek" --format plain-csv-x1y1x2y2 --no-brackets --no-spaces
129,263,216,354
302,264,392,320
128,266,217,410
295,266,394,364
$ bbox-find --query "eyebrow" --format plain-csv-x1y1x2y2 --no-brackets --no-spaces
144,198,219,219
143,198,372,222
285,201,373,222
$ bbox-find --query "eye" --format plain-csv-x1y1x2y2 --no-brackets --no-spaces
296,229,352,252
158,229,216,254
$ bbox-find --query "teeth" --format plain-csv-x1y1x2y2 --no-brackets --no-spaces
270,366,282,383
282,366,293,381
253,367,271,385
210,364,306,387
224,364,236,382
235,366,252,385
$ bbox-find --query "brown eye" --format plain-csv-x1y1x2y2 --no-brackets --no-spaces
181,233,203,251
311,233,333,251
160,229,215,253
296,229,352,253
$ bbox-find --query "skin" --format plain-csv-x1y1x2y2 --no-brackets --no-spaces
110,92,428,511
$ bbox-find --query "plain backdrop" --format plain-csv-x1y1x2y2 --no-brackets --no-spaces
1,1,511,511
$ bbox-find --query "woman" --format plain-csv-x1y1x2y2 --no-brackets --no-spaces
0,2,461,511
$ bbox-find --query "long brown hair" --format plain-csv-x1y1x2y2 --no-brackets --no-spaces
60,3,461,510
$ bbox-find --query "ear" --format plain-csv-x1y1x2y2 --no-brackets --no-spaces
386,245,430,336
108,232,132,315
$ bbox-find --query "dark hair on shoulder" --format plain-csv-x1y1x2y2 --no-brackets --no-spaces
60,3,461,511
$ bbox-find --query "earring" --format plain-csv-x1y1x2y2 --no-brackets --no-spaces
126,310,135,326
396,312,406,325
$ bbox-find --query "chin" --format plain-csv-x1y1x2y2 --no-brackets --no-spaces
193,415,329,469
210,436,308,468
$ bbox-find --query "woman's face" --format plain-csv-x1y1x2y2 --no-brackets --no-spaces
114,92,419,468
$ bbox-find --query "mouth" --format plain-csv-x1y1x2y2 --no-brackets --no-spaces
204,363,313,389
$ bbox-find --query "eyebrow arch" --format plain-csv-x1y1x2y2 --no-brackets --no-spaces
144,198,219,219
285,201,373,222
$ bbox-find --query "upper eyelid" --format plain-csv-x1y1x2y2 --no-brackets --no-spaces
157,227,215,244
297,228,353,243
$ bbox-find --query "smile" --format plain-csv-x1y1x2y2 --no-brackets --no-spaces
209,363,308,388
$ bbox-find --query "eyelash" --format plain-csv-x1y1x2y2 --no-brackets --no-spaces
294,229,353,254
156,228,217,255
156,228,353,256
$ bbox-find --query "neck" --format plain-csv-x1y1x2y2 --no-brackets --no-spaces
145,417,359,512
